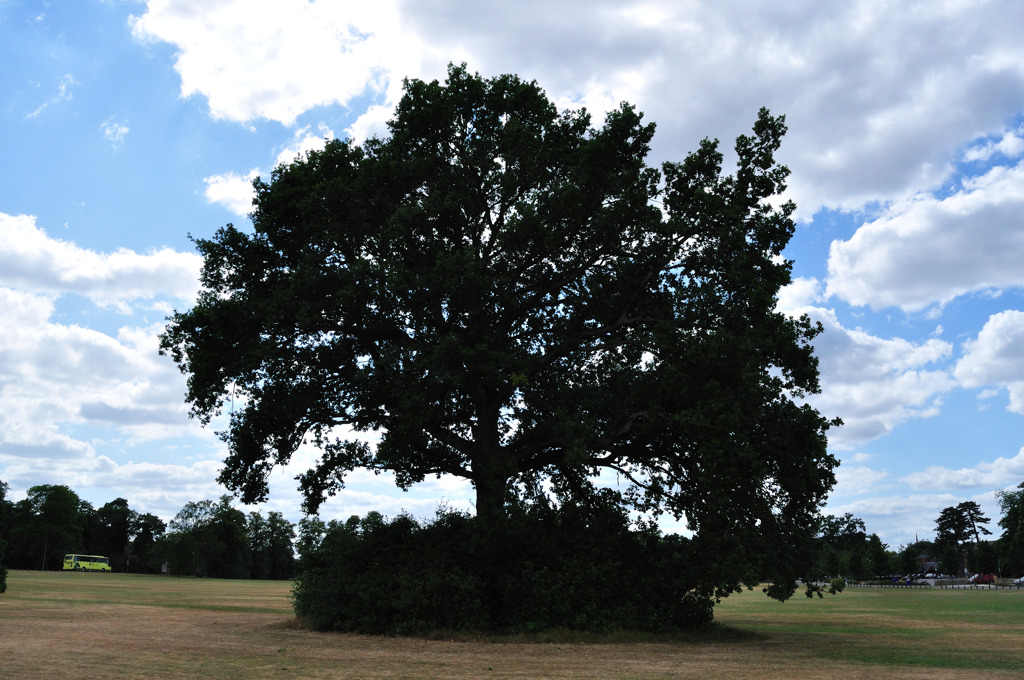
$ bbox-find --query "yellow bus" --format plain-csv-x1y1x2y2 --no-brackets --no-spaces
62,554,111,572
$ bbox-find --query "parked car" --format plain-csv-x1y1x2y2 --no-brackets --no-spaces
1012,577,1023,585
967,573,995,584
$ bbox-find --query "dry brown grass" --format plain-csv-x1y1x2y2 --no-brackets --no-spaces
1,571,1022,679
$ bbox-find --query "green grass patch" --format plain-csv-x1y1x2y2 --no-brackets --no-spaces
3,571,1023,679
714,586,1024,671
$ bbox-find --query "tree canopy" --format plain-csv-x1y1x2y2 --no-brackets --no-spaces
161,64,837,598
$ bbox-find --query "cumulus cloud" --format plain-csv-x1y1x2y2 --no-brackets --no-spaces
826,161,1024,312
963,124,1024,163
780,305,955,447
901,447,1024,491
955,310,1024,413
203,169,259,216
273,123,335,167
398,0,1024,216
777,276,823,312
204,124,336,216
0,213,214,490
130,0,421,126
0,287,196,446
833,463,889,496
129,1,1024,219
0,212,201,310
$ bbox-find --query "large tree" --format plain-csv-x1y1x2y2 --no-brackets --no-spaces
162,65,837,595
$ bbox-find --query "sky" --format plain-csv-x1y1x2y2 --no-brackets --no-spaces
2,0,1023,551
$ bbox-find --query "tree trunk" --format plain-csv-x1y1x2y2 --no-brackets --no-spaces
472,397,509,531
474,467,508,530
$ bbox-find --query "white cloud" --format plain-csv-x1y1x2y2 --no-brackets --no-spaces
130,0,421,126
397,0,1024,217
777,276,823,312
0,287,196,446
901,447,1024,491
826,161,1024,312
346,103,396,143
0,213,212,488
834,464,889,496
26,73,77,119
963,125,1024,162
273,123,335,167
128,1,1024,220
203,170,259,217
781,306,955,447
204,124,336,216
955,310,1024,413
0,212,201,310
100,118,130,149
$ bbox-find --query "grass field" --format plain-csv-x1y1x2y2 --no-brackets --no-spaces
1,570,1022,679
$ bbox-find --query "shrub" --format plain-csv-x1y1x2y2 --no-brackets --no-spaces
293,498,714,634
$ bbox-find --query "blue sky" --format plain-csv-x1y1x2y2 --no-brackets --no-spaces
2,0,1024,550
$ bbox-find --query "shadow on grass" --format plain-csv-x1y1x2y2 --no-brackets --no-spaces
288,616,767,645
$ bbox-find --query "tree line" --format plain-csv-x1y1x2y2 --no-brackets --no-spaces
810,484,1024,581
0,481,296,582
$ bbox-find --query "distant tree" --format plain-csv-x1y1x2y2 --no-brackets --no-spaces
996,482,1024,575
207,497,250,578
160,64,838,619
894,540,936,576
128,512,166,573
12,485,86,570
89,498,135,571
246,511,296,579
935,502,993,576
156,497,249,578
0,481,9,593
865,534,890,577
969,540,998,574
958,501,992,546
815,513,878,579
295,517,328,575
154,500,210,576
935,505,970,575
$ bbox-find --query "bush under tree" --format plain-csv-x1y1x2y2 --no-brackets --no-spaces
294,496,716,634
